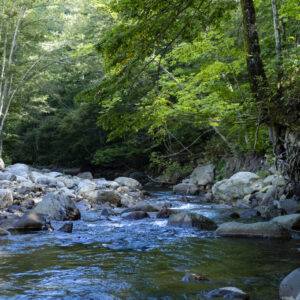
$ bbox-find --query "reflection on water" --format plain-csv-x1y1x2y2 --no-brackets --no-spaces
0,189,299,299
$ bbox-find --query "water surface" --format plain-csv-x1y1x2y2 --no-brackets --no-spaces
0,189,299,299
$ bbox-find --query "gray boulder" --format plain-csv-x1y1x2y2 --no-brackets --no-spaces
189,164,215,187
216,221,290,239
173,183,199,195
212,172,264,203
84,189,122,206
168,212,217,230
114,177,142,189
30,171,58,187
5,163,30,179
279,268,300,300
122,211,150,220
263,174,278,186
0,189,13,209
278,198,299,214
34,193,80,221
271,214,300,230
77,172,93,180
255,204,284,219
46,172,63,178
206,287,249,299
0,172,16,181
10,211,51,232
123,201,159,213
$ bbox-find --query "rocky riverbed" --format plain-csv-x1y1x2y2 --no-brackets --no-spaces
0,163,300,299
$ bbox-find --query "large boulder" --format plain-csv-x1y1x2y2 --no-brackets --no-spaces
212,172,264,203
206,287,249,299
83,189,122,206
10,211,51,232
0,189,13,209
0,171,16,181
271,214,300,231
216,221,290,239
189,164,215,187
77,179,96,196
114,177,142,189
34,193,80,221
30,171,58,187
173,183,199,195
57,176,76,189
279,268,300,300
168,212,217,230
5,163,30,179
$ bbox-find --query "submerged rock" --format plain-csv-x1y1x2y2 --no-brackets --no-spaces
10,211,51,232
58,222,73,233
34,193,80,221
216,221,290,239
168,212,217,230
279,268,300,300
182,272,208,282
206,287,249,299
157,206,176,219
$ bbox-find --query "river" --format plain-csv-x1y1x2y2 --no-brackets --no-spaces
0,189,299,299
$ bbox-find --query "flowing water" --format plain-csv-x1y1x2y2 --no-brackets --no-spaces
0,189,299,299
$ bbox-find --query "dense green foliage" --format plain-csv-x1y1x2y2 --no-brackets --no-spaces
1,0,299,178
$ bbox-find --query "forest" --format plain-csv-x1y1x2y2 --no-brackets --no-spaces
0,0,298,184
0,0,299,299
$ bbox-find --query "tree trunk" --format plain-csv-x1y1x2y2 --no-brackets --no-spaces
271,0,283,95
240,0,268,101
240,0,300,196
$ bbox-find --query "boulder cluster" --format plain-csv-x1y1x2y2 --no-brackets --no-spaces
0,163,145,234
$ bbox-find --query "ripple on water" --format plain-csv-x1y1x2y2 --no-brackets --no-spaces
0,190,300,299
